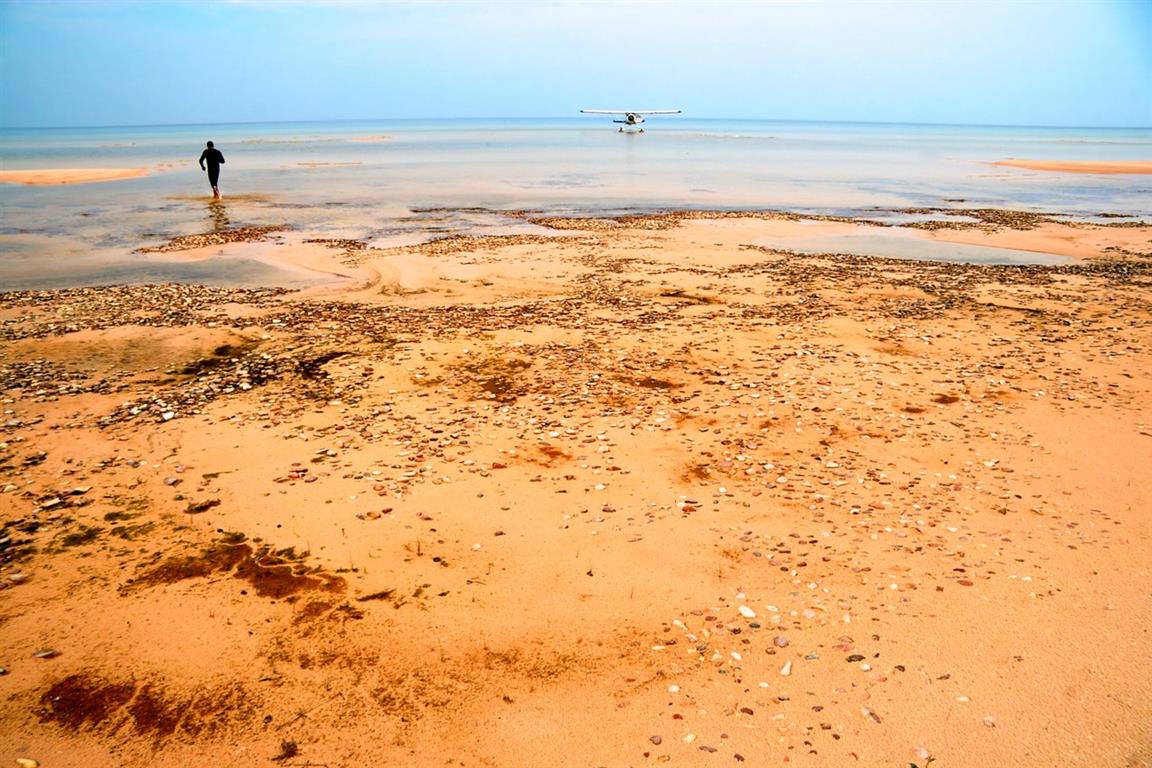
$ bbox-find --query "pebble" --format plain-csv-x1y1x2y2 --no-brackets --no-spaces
773,635,789,648
738,605,756,618
780,661,792,676
16,759,40,768
32,649,60,659
8,572,29,584
649,735,662,745
185,498,221,513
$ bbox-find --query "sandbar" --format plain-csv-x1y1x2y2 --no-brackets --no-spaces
0,167,150,185
992,159,1152,174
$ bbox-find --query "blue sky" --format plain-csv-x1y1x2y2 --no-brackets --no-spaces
0,0,1149,128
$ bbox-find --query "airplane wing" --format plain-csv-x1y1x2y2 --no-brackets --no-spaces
581,109,681,115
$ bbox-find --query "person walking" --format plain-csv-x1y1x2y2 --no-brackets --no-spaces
198,141,225,199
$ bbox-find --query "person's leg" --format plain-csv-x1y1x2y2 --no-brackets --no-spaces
208,168,221,198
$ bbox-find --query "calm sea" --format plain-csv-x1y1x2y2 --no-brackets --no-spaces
1,118,1149,289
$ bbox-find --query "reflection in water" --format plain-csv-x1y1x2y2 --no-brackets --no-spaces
207,200,231,231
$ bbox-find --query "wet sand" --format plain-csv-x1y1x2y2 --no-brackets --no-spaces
1,210,1151,768
0,168,150,185
992,159,1152,174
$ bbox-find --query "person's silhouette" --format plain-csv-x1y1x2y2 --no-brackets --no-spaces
198,141,225,199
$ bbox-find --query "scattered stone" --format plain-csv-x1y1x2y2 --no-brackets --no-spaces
136,225,287,253
186,499,221,514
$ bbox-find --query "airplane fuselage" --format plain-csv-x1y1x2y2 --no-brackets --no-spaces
612,113,644,126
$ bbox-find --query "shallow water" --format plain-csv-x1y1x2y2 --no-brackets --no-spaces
762,231,1073,266
1,119,1148,288
0,256,334,292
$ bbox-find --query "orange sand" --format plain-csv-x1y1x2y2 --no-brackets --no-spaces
992,159,1152,174
0,168,150,185
1,213,1150,768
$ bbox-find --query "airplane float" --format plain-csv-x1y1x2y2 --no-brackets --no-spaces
580,109,681,132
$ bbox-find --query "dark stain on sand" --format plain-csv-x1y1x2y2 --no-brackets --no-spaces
122,539,345,599
38,672,258,741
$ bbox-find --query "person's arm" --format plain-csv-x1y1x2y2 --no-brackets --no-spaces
199,149,207,170
218,151,224,164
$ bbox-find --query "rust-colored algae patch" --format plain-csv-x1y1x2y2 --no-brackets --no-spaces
233,550,345,599
123,541,344,598
39,673,136,732
680,463,713,483
39,672,260,742
127,683,182,739
524,443,571,467
123,542,250,591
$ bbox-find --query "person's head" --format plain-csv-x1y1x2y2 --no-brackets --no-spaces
206,141,214,148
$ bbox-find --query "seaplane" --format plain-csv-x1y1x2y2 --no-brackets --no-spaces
580,108,681,132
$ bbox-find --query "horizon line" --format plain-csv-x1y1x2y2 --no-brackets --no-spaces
1,116,1150,132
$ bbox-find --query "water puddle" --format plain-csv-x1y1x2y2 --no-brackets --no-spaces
759,230,1071,266
855,211,982,226
0,256,342,292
